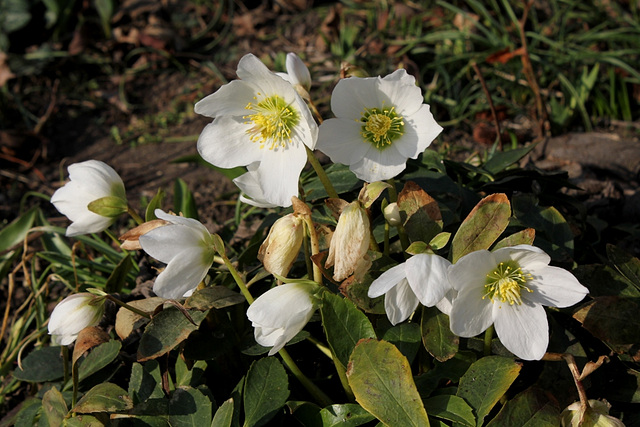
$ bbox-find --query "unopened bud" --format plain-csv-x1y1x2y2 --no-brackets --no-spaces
383,202,402,226
561,400,624,427
286,53,312,92
259,213,305,277
119,219,169,250
325,201,371,282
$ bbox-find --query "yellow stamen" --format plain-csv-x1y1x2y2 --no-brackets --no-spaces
483,261,533,306
243,94,299,149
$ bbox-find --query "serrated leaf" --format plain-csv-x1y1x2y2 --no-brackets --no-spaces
12,346,65,382
381,322,421,364
319,404,375,426
174,178,199,220
87,196,128,218
145,188,166,221
243,357,289,427
492,228,535,251
42,387,68,427
451,193,511,263
347,339,429,427
423,395,475,426
486,387,560,427
0,205,38,252
73,383,133,413
456,356,521,427
184,286,245,311
212,398,235,427
78,340,122,382
421,306,458,362
137,307,207,361
320,292,377,368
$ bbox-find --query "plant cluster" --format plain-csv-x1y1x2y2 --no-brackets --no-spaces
1,52,639,427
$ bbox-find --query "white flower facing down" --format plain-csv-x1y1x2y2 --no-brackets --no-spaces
448,245,589,360
246,282,320,356
325,201,371,282
368,253,452,325
258,213,305,277
51,160,126,236
316,69,443,182
195,53,318,207
48,293,105,345
139,209,216,300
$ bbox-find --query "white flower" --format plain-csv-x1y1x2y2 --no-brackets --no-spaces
448,245,589,360
561,400,625,427
325,201,371,282
48,293,105,345
139,209,216,299
316,69,442,182
232,163,278,208
368,254,452,325
51,160,127,236
276,52,312,93
246,282,320,356
259,213,305,277
195,53,318,207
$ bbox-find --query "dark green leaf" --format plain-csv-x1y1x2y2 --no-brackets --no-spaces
483,145,537,175
104,253,134,293
421,306,458,362
13,346,65,382
138,307,207,361
145,188,166,222
486,387,560,427
492,228,535,251
78,340,122,383
174,178,199,220
212,398,235,427
73,383,133,413
243,357,289,427
0,205,38,252
381,322,421,364
129,361,164,404
42,387,68,427
304,163,361,201
319,404,375,426
607,244,640,291
423,395,475,426
184,286,245,311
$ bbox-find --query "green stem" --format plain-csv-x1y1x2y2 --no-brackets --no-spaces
383,221,390,257
220,252,254,304
127,206,144,225
279,348,332,407
72,358,79,407
105,295,152,319
484,325,494,356
306,146,338,199
62,346,69,385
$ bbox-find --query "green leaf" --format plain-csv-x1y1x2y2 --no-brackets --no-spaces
184,286,246,311
212,398,235,427
456,356,521,427
78,340,122,383
167,386,213,427
145,188,166,222
42,387,68,427
73,383,133,413
358,181,391,209
0,0,31,33
320,292,377,368
492,228,535,251
64,414,107,427
397,181,443,245
138,307,208,361
243,357,289,427
13,346,65,382
421,306,459,362
87,196,128,218
129,361,164,404
607,244,640,291
347,339,430,427
319,404,375,426
176,358,207,388
451,193,511,263
483,144,536,175
381,322,422,364
423,395,475,426
304,163,361,201
486,387,560,427
573,264,640,298
174,178,199,220
0,205,38,252
104,253,134,293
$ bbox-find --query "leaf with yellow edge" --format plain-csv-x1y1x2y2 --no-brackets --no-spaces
347,339,429,427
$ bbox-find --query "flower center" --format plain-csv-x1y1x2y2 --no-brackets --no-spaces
360,106,404,149
483,261,533,306
243,94,299,149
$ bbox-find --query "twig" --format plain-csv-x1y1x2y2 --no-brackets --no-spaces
471,61,502,150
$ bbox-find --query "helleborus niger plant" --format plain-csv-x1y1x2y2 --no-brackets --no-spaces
12,51,634,427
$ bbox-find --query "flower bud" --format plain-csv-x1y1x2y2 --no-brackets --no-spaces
119,219,170,250
325,201,371,282
259,213,304,277
48,293,106,345
561,400,624,427
286,52,311,92
383,202,402,226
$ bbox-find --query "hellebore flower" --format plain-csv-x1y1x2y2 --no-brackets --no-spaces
51,160,127,237
316,69,442,182
448,245,589,360
139,209,216,299
232,163,278,208
195,53,318,207
561,400,625,427
368,253,452,325
276,52,312,95
48,292,106,345
325,201,371,282
259,213,305,277
246,282,321,356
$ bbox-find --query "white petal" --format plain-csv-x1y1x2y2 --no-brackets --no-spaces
448,250,496,292
233,168,279,208
66,160,124,198
494,245,550,270
267,308,315,356
152,246,212,299
286,53,311,90
246,283,314,327
349,145,408,182
435,289,457,316
525,266,588,308
449,285,495,337
254,141,307,207
139,222,207,265
493,301,548,360
384,279,420,325
394,105,442,159
406,254,452,307
66,215,114,237
194,80,256,118
291,92,318,150
236,54,298,104
378,69,423,116
154,209,211,236
196,118,264,169
316,118,370,166
368,262,407,298
331,77,381,120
